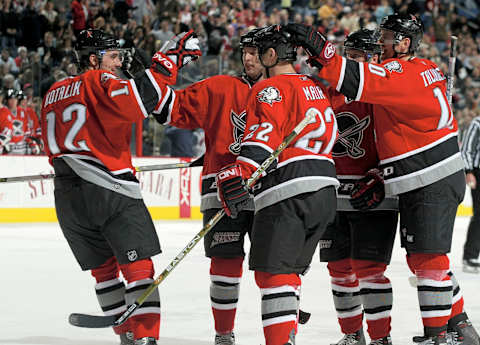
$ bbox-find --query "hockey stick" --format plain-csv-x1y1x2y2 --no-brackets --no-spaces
446,36,458,106
68,108,318,328
0,155,204,183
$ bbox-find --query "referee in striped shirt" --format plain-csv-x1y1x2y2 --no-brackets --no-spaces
461,116,480,273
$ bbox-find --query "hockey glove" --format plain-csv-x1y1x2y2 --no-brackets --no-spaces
216,163,253,219
121,48,146,78
284,23,335,69
26,136,42,155
161,29,201,69
349,168,385,211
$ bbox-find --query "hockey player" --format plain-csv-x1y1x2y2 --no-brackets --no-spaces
285,13,479,345
216,25,339,345
0,90,12,154
5,88,29,155
18,90,42,154
320,28,398,345
40,29,200,345
151,27,263,345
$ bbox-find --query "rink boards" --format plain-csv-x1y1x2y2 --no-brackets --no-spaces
0,155,472,222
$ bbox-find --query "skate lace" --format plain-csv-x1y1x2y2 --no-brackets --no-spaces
337,333,361,345
370,338,389,345
447,332,460,345
215,333,235,345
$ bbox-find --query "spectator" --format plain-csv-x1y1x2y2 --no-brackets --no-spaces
0,49,19,75
71,0,91,37
151,18,175,46
164,126,195,158
1,0,19,54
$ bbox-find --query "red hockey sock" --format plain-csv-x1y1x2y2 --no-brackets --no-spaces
255,271,301,345
210,256,244,335
327,259,363,334
91,257,131,335
120,259,160,340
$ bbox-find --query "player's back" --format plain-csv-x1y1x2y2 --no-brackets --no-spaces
41,70,138,174
168,74,253,210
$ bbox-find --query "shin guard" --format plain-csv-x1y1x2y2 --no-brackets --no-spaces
210,256,243,335
255,271,301,345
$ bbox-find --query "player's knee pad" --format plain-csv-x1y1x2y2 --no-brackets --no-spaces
210,256,243,277
327,259,357,283
407,253,449,280
352,259,387,280
91,256,120,283
254,271,301,289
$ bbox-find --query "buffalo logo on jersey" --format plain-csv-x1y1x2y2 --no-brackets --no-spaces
229,110,246,155
384,60,403,73
12,120,24,137
332,112,370,158
257,86,282,106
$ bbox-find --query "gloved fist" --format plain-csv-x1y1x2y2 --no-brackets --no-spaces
216,163,253,218
284,23,335,68
349,168,385,211
26,136,41,155
151,51,177,77
121,48,146,78
161,29,201,69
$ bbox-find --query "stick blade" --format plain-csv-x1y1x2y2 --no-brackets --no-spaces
69,313,116,328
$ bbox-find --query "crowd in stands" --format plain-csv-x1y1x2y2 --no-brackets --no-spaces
0,0,479,156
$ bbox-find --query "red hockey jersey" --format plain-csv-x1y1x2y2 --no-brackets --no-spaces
238,74,339,211
154,74,255,211
8,106,29,154
41,67,172,198
327,88,397,211
0,107,12,150
23,106,41,138
319,55,464,195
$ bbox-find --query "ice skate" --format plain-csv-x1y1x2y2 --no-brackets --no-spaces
369,335,392,345
119,332,134,345
215,332,235,345
462,259,480,274
448,313,480,345
331,329,366,345
415,334,447,345
133,337,157,345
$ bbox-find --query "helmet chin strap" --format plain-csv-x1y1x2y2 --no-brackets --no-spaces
260,57,278,79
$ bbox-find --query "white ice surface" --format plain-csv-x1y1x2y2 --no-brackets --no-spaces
0,217,479,345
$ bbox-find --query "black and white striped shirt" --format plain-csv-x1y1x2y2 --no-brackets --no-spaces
461,117,480,172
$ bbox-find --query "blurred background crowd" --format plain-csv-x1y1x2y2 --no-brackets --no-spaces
0,0,479,157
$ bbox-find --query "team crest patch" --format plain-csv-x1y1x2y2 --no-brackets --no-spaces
101,72,120,83
332,112,370,159
384,61,403,73
323,42,336,59
126,249,138,262
257,86,282,106
210,231,241,248
229,110,246,155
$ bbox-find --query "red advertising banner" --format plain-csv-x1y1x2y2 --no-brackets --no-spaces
179,158,191,218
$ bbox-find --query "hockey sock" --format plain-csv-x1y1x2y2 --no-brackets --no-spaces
120,258,160,340
407,253,452,333
210,256,243,335
255,271,301,345
353,260,392,340
447,271,465,321
91,257,131,335
327,259,363,335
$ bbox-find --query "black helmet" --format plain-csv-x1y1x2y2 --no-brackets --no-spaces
253,25,297,62
17,89,26,101
344,28,382,61
379,13,423,53
5,88,18,100
240,27,262,49
75,29,120,68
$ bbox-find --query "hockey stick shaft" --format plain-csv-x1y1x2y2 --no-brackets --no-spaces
0,155,204,183
69,108,317,329
446,36,458,105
